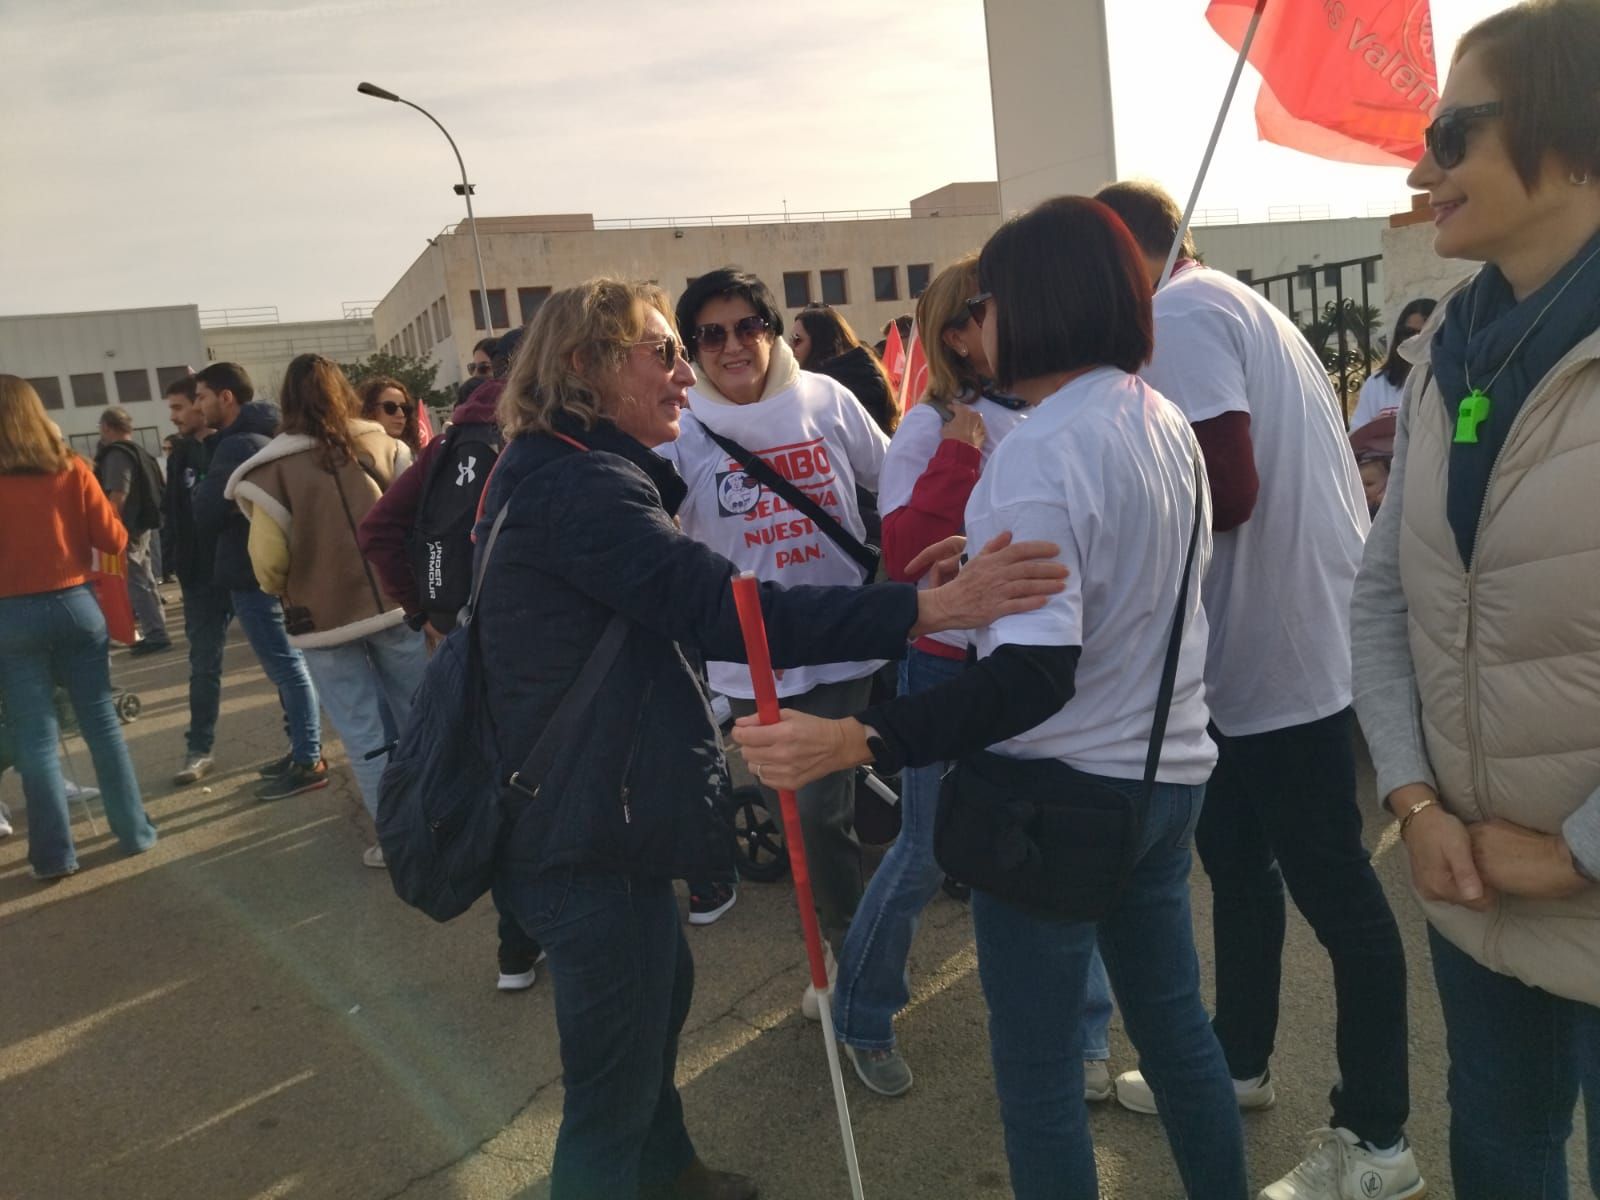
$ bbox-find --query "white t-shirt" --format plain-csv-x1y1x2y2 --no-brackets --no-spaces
1348,371,1404,431
879,396,1030,651
659,371,890,699
965,368,1217,785
1141,267,1370,737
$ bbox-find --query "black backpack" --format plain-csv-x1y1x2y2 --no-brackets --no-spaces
98,441,165,535
408,422,501,630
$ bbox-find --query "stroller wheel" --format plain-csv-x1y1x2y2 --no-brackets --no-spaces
730,785,788,882
115,693,142,723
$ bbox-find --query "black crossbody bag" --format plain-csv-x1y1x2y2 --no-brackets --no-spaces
932,467,1204,920
701,426,881,582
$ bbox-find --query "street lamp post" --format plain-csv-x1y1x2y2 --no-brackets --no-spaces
357,81,496,340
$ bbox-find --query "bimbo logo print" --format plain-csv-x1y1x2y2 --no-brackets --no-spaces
716,470,761,516
720,436,843,571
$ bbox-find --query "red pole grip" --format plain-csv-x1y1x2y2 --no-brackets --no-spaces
731,572,831,991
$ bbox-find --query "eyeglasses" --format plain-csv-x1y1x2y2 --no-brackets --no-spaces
380,400,413,417
1423,102,1503,170
632,335,688,370
470,362,493,376
965,292,994,328
944,308,975,332
693,315,770,352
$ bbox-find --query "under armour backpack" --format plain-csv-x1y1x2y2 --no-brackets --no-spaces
409,422,501,631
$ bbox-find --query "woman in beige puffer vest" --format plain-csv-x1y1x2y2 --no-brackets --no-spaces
1351,3,1600,1196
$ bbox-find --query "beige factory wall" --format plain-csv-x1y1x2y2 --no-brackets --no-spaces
203,319,376,402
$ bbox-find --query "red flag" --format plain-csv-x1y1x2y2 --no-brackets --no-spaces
416,405,436,447
92,551,137,646
1207,0,1439,167
900,323,929,411
882,322,906,391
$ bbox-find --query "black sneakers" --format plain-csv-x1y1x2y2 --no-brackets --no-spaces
688,882,738,926
257,754,294,779
255,759,329,801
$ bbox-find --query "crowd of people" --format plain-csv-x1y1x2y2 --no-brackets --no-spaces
3,2,1599,1197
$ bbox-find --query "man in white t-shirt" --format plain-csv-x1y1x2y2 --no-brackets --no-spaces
661,268,889,1010
1098,183,1420,1199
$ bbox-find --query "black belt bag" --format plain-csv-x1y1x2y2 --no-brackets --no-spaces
932,464,1204,921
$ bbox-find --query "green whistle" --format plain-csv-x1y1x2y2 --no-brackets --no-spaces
1455,390,1492,444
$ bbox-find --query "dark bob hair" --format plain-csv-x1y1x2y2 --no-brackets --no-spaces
977,196,1155,388
1456,0,1600,192
675,267,784,360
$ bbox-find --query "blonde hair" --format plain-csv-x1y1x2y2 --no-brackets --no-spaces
915,254,985,410
0,375,73,475
500,279,675,439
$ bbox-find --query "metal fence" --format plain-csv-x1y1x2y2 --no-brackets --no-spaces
199,306,280,328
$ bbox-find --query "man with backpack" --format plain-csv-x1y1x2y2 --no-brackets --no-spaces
94,406,170,655
358,368,546,992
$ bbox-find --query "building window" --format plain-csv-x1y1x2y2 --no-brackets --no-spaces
416,314,432,352
872,266,899,302
114,369,152,405
1236,268,1254,284
436,295,451,338
430,300,444,342
28,376,64,410
907,263,933,297
782,272,813,308
1362,259,1378,285
402,326,416,357
518,286,552,324
70,372,108,409
156,365,191,392
471,288,509,331
1323,266,1341,287
819,269,849,306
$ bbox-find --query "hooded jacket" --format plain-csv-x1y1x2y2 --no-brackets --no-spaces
162,434,212,588
357,381,503,616
811,344,898,435
226,421,408,648
192,402,280,592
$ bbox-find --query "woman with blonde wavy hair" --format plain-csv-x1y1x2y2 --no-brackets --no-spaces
471,277,1067,1200
0,375,157,879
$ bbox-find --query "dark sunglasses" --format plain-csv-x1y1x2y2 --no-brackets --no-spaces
470,362,493,376
633,335,687,370
380,400,413,417
965,292,994,328
1423,102,1502,170
694,315,770,352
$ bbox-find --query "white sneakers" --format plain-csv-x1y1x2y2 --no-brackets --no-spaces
1084,1059,1114,1103
174,756,215,785
800,942,839,1021
362,844,386,869
0,803,12,839
1260,1128,1425,1200
1114,1067,1275,1115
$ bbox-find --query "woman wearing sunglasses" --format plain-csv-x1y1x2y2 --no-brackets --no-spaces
473,278,1066,1199
737,197,1247,1199
1352,3,1600,1196
661,267,892,1012
358,375,423,458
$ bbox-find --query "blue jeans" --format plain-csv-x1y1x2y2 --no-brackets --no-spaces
1430,925,1600,1199
300,623,428,819
835,646,1114,1055
231,588,321,766
972,777,1246,1200
0,586,157,874
495,868,697,1199
181,585,231,756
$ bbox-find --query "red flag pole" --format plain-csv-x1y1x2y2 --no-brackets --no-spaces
1160,0,1269,289
730,572,867,1200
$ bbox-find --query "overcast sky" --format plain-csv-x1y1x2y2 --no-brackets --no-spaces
0,0,1508,322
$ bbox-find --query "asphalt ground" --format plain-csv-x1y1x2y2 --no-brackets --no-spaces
1,593,1589,1199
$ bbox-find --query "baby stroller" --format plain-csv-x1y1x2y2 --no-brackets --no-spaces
712,692,902,883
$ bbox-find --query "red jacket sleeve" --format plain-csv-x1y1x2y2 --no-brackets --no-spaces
880,439,982,582
79,458,128,556
357,441,436,614
1192,410,1259,532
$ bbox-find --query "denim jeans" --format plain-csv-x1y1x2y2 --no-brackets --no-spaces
1196,708,1409,1145
495,868,697,1199
126,530,168,643
972,777,1246,1200
300,623,428,819
181,585,231,756
834,647,1115,1054
0,586,157,874
230,588,321,766
729,675,873,952
1429,926,1600,1199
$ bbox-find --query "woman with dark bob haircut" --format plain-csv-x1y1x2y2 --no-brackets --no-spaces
476,277,1066,1200
736,197,1248,1198
1353,2,1600,1195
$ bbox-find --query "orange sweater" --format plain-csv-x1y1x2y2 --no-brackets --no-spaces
0,457,129,599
